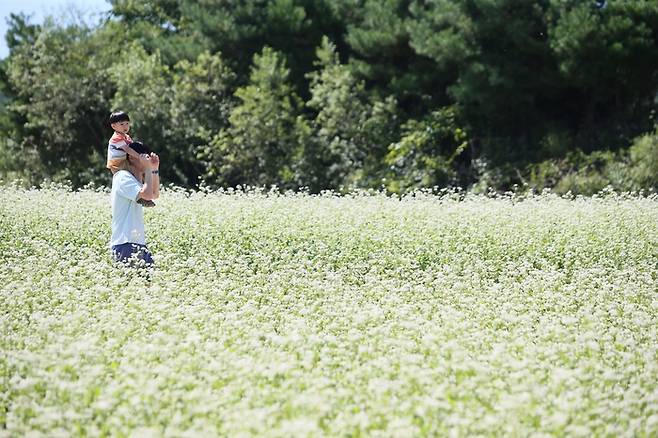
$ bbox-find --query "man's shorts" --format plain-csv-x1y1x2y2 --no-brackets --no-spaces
111,243,154,267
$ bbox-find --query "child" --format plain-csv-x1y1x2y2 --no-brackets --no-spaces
107,111,155,207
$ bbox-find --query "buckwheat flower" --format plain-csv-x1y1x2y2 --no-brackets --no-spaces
3,186,657,435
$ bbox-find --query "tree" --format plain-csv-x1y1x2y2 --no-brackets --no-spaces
409,0,560,165
109,0,345,95
547,0,658,150
107,0,205,65
2,0,658,192
339,0,446,116
385,106,469,193
6,18,113,186
170,51,237,185
304,37,399,191
0,14,44,183
204,47,304,188
4,13,41,51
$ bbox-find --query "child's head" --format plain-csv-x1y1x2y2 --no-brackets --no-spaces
109,111,131,134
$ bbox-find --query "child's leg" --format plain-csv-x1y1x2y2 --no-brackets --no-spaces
107,158,128,173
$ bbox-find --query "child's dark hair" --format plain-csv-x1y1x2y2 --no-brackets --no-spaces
109,111,130,124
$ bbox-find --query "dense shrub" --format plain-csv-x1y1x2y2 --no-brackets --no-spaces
526,129,658,195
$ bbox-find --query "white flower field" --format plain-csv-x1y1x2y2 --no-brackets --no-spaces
1,185,657,437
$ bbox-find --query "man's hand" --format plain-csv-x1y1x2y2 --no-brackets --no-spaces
138,153,154,170
149,152,160,169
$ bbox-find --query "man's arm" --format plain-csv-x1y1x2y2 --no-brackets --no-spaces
150,153,160,199
137,153,160,201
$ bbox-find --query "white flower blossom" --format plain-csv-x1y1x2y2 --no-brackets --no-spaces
1,186,657,435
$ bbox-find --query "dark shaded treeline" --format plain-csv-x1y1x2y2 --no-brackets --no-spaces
1,0,657,193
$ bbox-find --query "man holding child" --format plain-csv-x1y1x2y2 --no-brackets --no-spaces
108,111,160,266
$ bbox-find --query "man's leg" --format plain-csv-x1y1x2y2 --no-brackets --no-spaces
111,243,154,267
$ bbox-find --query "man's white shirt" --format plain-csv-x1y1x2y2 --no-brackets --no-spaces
110,170,145,246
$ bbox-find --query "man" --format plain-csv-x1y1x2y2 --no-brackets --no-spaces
110,141,160,266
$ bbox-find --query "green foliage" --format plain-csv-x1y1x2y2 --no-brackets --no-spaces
385,106,468,193
407,0,475,70
526,129,658,195
527,150,620,195
304,37,399,191
109,0,182,25
4,13,41,51
174,0,342,91
171,51,237,181
548,0,658,148
406,0,658,163
5,18,113,186
0,37,36,184
627,131,658,190
342,0,446,114
1,0,658,193
204,47,304,189
409,0,555,148
110,44,171,142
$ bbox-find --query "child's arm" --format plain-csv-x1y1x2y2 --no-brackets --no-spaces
118,143,141,160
